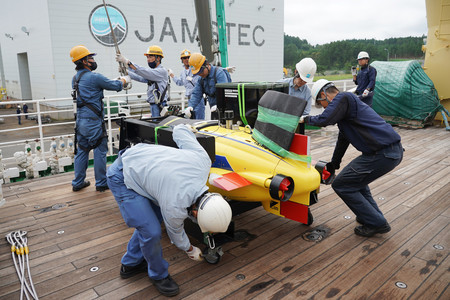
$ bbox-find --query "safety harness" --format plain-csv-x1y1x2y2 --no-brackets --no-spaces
72,70,107,154
148,78,169,106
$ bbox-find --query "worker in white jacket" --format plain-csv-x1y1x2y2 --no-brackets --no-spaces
107,124,232,297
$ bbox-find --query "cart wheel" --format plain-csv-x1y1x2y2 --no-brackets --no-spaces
307,208,314,226
203,247,221,264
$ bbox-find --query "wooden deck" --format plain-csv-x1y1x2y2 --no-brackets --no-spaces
1,125,449,299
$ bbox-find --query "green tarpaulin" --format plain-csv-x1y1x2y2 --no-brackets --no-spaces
371,60,442,128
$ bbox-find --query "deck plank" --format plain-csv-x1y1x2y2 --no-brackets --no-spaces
0,126,449,299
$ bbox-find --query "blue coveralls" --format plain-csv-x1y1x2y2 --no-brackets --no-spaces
279,77,313,116
16,108,21,124
189,66,228,119
354,65,377,106
174,68,204,119
305,92,403,228
106,125,211,280
72,70,123,189
129,64,169,117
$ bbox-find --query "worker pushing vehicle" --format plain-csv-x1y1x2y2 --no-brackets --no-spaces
108,124,232,296
118,90,334,267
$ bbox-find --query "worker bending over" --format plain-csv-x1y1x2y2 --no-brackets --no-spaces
107,124,232,296
300,80,403,237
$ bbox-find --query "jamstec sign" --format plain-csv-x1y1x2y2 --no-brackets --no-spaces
89,5,265,47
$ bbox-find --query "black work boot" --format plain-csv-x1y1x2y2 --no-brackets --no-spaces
120,260,148,279
354,223,391,237
152,275,179,297
96,185,109,192
72,181,90,192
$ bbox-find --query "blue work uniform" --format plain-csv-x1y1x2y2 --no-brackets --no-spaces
129,64,169,117
354,65,377,106
305,92,403,228
106,125,211,280
16,108,21,124
72,69,123,189
23,104,28,119
173,68,204,119
279,77,312,116
189,66,228,118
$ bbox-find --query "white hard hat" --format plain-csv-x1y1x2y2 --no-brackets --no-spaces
295,58,317,83
357,51,369,60
311,79,333,102
17,105,21,108
197,193,232,233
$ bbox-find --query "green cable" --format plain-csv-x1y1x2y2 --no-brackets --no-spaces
237,83,244,125
154,126,169,145
241,83,249,126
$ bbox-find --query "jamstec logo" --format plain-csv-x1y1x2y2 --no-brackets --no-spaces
89,4,128,47
88,5,266,47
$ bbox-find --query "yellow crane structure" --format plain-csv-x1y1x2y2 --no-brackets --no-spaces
422,0,450,123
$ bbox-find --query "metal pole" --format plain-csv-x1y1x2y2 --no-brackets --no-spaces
102,0,120,54
102,0,130,81
0,179,5,207
36,99,45,155
216,0,228,67
106,96,113,156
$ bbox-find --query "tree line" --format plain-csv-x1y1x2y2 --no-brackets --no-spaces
284,35,426,74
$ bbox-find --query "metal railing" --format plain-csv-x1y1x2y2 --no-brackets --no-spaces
0,89,187,167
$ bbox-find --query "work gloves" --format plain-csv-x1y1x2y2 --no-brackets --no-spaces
325,162,336,175
168,69,174,78
210,105,217,112
362,89,370,97
186,246,203,261
186,76,193,82
184,106,193,118
116,53,130,65
119,75,131,84
117,75,132,90
299,115,307,123
351,66,357,76
225,66,236,74
323,162,337,185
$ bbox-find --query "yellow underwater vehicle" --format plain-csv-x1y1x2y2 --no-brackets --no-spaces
118,91,332,225
118,90,333,263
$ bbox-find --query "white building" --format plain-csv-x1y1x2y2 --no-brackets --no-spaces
0,0,284,104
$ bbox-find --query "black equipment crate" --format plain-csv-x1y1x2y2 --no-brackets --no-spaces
215,81,289,127
118,118,216,163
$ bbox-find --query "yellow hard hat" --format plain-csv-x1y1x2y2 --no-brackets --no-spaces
145,45,164,58
70,45,95,63
180,49,191,59
283,67,287,76
189,53,206,75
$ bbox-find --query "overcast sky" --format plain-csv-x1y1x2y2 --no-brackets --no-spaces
284,0,428,45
